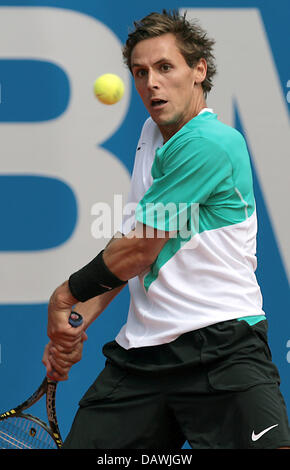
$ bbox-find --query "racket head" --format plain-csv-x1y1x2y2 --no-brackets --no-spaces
0,414,60,449
0,378,61,449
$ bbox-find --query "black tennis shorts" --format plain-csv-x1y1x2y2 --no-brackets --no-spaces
63,318,290,449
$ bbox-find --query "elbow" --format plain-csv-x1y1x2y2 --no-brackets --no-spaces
134,240,158,271
131,224,169,272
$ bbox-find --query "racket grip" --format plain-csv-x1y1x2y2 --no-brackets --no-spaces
68,311,83,328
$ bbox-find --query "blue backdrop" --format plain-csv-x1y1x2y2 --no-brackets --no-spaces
0,0,289,448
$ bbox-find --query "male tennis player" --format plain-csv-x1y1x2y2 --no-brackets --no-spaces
43,10,290,449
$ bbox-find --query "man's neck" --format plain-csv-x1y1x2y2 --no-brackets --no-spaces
159,100,208,143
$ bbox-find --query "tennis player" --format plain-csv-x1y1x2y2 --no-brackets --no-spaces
42,10,290,449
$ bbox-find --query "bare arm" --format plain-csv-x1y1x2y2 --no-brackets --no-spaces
44,225,169,380
46,231,127,345
47,224,168,342
72,284,125,328
43,233,126,380
103,223,170,280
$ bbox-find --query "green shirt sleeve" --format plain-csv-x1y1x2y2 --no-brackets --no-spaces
135,136,232,232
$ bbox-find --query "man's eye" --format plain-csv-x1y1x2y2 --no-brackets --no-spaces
136,69,147,78
161,64,172,72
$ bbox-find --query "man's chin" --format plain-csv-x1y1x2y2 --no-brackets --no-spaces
151,115,177,127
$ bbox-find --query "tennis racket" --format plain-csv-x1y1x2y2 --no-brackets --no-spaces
0,311,83,449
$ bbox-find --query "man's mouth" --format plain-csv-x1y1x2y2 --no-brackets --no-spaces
151,99,168,108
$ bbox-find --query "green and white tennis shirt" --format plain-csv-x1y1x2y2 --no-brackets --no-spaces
116,109,265,349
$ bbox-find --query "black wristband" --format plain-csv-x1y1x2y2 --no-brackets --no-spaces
68,250,127,302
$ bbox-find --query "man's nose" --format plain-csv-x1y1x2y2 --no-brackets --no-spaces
147,70,159,90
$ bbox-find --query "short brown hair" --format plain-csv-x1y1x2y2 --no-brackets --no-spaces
123,10,217,97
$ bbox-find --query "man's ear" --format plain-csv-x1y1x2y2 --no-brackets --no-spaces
194,58,207,85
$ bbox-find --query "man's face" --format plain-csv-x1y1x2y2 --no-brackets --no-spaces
131,33,205,139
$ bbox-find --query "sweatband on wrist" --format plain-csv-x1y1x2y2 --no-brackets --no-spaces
68,250,127,302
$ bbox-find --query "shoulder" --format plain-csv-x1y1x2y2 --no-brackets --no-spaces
157,132,233,180
163,131,229,162
166,116,245,161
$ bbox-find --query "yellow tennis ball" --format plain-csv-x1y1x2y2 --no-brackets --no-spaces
93,73,125,105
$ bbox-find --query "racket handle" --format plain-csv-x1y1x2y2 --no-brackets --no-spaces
46,312,84,382
68,311,83,328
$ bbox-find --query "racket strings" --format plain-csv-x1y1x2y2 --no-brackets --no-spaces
0,417,57,449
